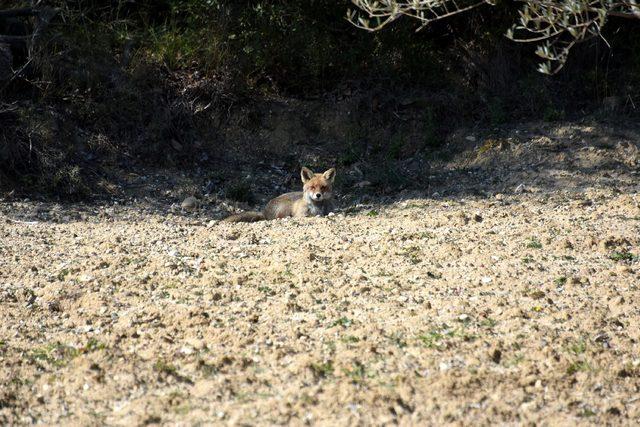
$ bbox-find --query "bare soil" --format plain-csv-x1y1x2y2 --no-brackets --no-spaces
1,122,639,425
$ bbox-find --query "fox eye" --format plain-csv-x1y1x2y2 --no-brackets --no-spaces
320,186,327,192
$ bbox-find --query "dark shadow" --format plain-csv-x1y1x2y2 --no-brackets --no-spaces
1,121,638,225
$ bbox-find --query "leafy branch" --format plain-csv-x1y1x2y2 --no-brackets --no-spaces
348,0,640,73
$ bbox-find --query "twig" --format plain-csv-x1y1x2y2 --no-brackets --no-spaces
608,10,640,19
7,218,40,225
0,7,57,93
0,56,34,93
0,101,18,113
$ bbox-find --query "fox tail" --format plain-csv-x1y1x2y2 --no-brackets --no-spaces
222,211,265,223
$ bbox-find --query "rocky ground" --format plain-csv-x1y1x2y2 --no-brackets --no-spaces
1,122,639,425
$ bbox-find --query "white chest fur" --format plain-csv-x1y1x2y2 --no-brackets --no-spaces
307,202,325,216
303,192,331,216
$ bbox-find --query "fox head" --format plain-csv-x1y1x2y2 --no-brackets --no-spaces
301,167,336,203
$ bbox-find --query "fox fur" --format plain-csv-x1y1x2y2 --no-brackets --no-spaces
223,167,336,223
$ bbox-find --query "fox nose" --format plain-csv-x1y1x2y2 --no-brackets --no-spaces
315,193,321,199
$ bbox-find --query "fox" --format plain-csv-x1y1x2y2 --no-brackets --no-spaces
223,167,337,223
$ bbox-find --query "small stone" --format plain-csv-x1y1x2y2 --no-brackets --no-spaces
498,140,511,151
514,183,526,194
180,346,195,355
457,211,470,225
616,265,633,275
79,274,94,283
568,276,588,285
48,301,62,312
599,236,630,252
186,338,206,350
561,239,573,249
354,181,371,188
224,231,240,240
529,290,545,300
181,196,198,211
167,249,179,257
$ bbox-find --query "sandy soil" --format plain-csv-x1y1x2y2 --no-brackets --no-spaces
1,122,639,425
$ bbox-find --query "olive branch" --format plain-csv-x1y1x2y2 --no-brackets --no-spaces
348,0,640,74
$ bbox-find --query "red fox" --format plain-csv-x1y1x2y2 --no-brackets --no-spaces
223,167,336,222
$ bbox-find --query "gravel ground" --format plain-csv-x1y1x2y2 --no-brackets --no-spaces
1,123,639,425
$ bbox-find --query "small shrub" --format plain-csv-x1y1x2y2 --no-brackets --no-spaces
310,360,334,379
331,317,353,328
567,360,590,375
609,251,636,262
526,238,543,249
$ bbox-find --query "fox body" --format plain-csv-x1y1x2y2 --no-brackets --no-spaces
223,167,336,223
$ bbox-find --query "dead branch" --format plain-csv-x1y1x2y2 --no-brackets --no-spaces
0,7,57,89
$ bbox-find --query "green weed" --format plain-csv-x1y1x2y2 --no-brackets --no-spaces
526,238,543,249
609,251,636,262
331,317,352,328
310,361,334,379
567,360,591,375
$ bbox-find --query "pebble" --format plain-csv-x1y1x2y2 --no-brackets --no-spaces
355,181,371,188
180,346,195,355
514,183,526,193
181,196,198,211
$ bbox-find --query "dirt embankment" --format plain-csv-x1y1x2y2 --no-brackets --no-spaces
1,122,639,425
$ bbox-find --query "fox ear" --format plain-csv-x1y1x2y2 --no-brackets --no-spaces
301,167,314,183
323,168,336,183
